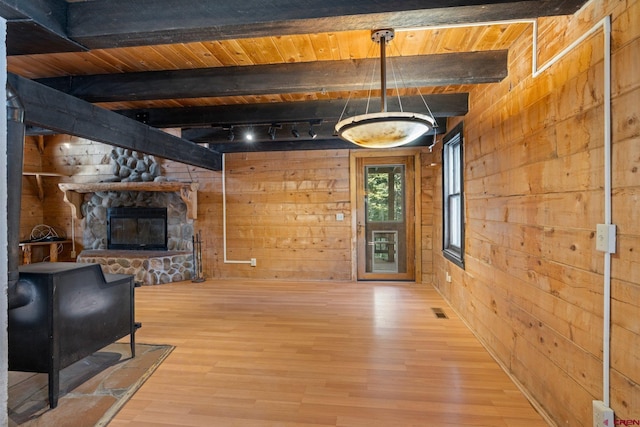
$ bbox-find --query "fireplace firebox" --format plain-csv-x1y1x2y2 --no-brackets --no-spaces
107,207,168,250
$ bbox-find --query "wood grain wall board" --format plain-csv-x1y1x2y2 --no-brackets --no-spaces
539,226,601,273
509,329,596,425
465,218,544,255
612,89,640,152
469,192,603,229
610,324,640,389
465,126,558,181
223,178,350,194
489,258,600,352
614,235,640,284
610,368,639,422
611,278,640,335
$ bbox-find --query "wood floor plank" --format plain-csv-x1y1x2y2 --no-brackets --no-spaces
108,280,548,426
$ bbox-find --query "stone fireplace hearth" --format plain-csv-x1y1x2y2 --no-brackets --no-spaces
78,250,193,285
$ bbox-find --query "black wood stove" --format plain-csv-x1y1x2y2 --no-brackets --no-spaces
8,262,138,408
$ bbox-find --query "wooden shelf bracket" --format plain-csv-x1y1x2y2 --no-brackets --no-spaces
23,171,67,201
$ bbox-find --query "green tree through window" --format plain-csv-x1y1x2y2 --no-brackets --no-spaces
366,165,404,223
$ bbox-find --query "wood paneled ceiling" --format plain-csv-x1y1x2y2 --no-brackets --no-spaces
2,0,588,167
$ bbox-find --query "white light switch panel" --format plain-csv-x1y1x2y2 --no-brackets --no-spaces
592,400,614,427
596,224,616,253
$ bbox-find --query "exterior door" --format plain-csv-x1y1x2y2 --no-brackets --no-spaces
356,156,415,281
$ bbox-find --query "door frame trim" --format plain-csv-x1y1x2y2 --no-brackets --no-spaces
349,149,422,282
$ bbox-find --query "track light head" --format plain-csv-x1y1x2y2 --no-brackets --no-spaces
268,126,277,140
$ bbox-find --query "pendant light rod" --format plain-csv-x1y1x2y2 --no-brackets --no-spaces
372,29,395,113
380,32,387,113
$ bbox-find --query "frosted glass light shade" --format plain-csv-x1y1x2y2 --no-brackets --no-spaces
335,111,435,148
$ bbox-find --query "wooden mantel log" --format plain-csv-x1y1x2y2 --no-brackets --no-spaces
58,181,199,220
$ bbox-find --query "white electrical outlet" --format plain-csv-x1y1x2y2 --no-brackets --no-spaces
593,400,614,427
336,213,344,221
445,272,452,283
596,224,617,253
250,258,257,267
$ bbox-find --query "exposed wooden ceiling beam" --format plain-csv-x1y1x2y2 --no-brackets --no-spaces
206,140,364,153
8,73,222,171
117,94,468,129
37,50,508,102
0,0,86,54
37,51,504,103
203,137,439,153
1,0,589,55
0,0,66,32
66,0,587,49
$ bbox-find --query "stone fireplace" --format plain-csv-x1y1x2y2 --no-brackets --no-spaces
57,148,199,285
81,189,190,251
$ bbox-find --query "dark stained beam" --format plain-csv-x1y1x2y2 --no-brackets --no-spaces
0,0,67,31
116,94,467,129
0,0,86,54
8,73,222,171
37,51,503,103
203,136,443,154
67,0,588,49
208,140,363,153
198,133,443,154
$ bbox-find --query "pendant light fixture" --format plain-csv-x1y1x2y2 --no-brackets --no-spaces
335,29,435,148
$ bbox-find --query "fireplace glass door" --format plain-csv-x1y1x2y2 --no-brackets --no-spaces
107,207,168,250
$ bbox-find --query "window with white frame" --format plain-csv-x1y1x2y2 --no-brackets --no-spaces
442,122,464,268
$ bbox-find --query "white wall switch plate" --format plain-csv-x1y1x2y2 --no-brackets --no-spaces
592,400,614,427
596,224,616,253
336,213,344,221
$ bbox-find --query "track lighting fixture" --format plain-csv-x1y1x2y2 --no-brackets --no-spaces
268,125,277,140
211,120,321,143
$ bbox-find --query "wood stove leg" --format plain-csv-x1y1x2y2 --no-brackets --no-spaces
130,281,141,358
131,333,136,358
48,368,60,408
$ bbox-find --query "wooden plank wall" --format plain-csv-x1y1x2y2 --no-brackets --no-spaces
36,139,358,281
420,150,438,284
192,150,353,281
432,0,640,425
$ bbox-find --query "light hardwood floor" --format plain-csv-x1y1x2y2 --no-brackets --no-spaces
109,279,548,427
